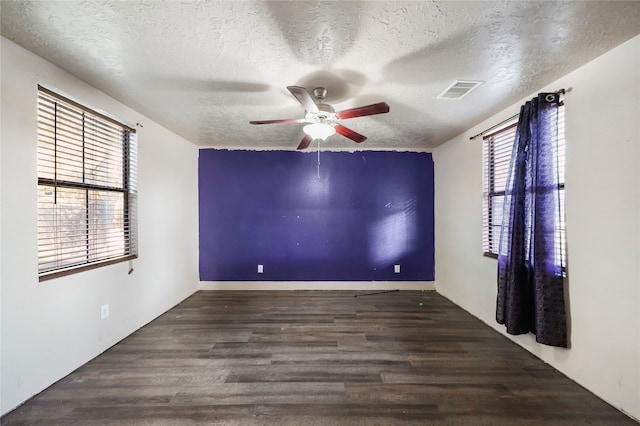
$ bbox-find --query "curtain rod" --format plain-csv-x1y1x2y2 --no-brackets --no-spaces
469,89,565,140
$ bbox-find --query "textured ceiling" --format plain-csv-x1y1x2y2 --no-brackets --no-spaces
2,1,639,150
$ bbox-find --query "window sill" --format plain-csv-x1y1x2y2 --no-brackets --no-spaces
39,255,137,282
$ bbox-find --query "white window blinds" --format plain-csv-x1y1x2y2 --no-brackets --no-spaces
482,122,517,255
37,86,138,280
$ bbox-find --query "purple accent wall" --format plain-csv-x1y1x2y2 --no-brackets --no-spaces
198,149,434,281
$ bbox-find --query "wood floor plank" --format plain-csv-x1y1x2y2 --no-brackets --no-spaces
2,290,636,425
169,383,346,406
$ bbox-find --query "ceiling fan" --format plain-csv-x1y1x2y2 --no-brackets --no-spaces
250,86,390,150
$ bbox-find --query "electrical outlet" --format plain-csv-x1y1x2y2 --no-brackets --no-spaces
100,304,109,319
394,264,401,273
258,264,264,273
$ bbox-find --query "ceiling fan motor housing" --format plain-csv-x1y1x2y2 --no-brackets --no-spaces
317,103,335,113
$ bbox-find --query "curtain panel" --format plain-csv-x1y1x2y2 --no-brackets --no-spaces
496,93,567,348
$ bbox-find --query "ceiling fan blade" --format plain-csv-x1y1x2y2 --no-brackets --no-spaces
250,118,307,125
335,102,390,120
287,86,319,113
297,134,313,150
334,124,367,143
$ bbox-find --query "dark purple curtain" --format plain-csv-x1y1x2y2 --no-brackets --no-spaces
496,93,567,348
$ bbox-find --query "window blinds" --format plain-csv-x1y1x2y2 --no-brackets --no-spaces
37,86,137,280
482,122,517,255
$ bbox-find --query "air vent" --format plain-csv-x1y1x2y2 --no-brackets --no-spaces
437,80,483,100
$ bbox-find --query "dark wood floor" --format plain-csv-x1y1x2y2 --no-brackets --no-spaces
2,290,636,425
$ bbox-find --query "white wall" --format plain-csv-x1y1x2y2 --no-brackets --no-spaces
0,37,199,415
434,36,640,420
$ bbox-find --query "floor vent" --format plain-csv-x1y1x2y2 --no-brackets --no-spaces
437,80,483,100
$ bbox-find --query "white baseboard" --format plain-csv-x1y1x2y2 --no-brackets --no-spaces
198,281,436,291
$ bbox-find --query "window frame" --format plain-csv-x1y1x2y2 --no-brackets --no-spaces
37,85,138,281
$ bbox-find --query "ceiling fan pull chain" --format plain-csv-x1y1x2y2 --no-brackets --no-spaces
317,139,321,179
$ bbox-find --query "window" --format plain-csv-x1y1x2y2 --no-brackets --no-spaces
482,105,565,265
37,86,138,281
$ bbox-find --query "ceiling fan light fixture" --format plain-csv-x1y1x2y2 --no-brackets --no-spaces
303,123,335,140
251,85,389,147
